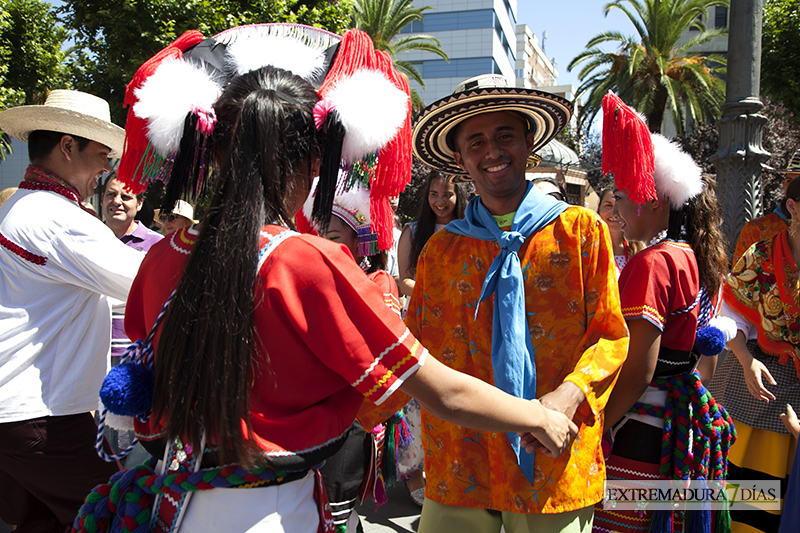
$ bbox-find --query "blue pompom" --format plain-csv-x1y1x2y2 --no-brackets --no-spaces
695,326,726,356
99,362,153,417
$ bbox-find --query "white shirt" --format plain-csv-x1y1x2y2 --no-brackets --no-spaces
0,187,144,422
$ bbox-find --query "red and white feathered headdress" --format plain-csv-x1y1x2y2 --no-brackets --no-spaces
601,92,702,209
117,24,411,251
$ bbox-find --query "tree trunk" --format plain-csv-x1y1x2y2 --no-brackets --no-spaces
647,85,669,134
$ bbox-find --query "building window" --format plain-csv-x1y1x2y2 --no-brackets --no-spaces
689,13,702,31
401,9,495,33
566,183,582,205
502,0,516,26
715,7,728,28
420,57,499,79
493,14,515,67
399,20,423,34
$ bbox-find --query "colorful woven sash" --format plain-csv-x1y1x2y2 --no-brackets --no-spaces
630,371,736,481
628,371,736,533
72,456,311,533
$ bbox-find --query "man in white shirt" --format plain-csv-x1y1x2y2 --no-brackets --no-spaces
0,90,145,532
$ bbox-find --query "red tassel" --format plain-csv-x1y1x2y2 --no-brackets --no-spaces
319,30,376,96
118,30,205,194
601,92,656,205
294,207,317,236
319,32,411,251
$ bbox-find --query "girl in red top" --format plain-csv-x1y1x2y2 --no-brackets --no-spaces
593,94,732,533
78,27,579,533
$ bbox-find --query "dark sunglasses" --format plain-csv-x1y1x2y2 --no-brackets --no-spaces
159,214,177,223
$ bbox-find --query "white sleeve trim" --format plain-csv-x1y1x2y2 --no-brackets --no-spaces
374,347,428,405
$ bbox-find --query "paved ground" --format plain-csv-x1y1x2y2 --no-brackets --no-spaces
356,481,421,532
0,480,420,533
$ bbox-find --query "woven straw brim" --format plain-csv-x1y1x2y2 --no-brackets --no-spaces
412,87,572,176
0,106,125,158
780,150,800,175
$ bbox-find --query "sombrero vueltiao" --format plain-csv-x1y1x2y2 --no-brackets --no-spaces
413,74,573,178
0,90,125,157
780,150,800,178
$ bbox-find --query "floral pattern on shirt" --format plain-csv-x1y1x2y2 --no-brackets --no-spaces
383,206,628,514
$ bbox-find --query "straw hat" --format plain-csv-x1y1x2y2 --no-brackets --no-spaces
413,74,572,178
154,199,198,226
780,150,800,178
0,90,125,157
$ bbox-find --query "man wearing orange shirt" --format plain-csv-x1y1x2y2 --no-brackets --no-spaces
402,75,629,532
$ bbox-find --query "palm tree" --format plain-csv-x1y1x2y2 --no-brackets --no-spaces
352,0,448,88
569,0,728,135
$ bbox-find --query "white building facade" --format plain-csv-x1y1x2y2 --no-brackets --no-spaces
396,0,519,106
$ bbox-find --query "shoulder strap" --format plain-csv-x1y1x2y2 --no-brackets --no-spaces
256,229,299,273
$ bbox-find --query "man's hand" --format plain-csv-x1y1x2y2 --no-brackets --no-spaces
538,381,586,421
519,381,585,453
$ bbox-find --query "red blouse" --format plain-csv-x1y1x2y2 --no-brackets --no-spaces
618,240,700,352
126,225,426,456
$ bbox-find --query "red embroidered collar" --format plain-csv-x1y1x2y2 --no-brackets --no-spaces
21,165,98,218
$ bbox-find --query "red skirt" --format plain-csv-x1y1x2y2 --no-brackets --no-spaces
593,454,685,533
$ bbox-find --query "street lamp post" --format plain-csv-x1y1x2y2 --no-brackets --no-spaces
711,0,770,257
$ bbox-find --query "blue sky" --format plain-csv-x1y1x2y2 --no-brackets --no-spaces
517,1,634,89
47,0,635,91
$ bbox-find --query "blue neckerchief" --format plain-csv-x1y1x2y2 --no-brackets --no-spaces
774,203,789,221
446,181,568,485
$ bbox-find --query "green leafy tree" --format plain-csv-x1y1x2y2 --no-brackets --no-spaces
569,0,728,135
352,0,447,87
0,0,70,159
761,0,800,124
2,0,71,105
60,0,354,125
0,6,18,160
678,97,799,213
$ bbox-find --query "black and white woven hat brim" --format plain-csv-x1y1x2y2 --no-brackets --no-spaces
412,87,573,176
780,149,800,175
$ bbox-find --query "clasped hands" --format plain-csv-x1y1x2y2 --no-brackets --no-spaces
519,381,584,458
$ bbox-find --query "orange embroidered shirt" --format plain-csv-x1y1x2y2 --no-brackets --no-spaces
732,212,788,266
381,206,629,513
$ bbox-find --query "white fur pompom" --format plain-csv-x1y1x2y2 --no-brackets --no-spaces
302,176,319,224
327,69,409,163
133,58,221,157
651,133,703,209
99,400,136,431
710,316,738,343
226,35,326,79
334,187,372,223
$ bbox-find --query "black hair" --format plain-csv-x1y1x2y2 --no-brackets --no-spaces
668,176,728,297
409,170,468,274
28,130,92,163
102,172,140,200
780,177,800,217
152,66,322,466
135,199,155,228
531,176,568,203
597,187,615,212
328,213,388,274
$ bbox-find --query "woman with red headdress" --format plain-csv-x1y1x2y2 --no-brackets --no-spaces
74,26,578,533
592,93,734,533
